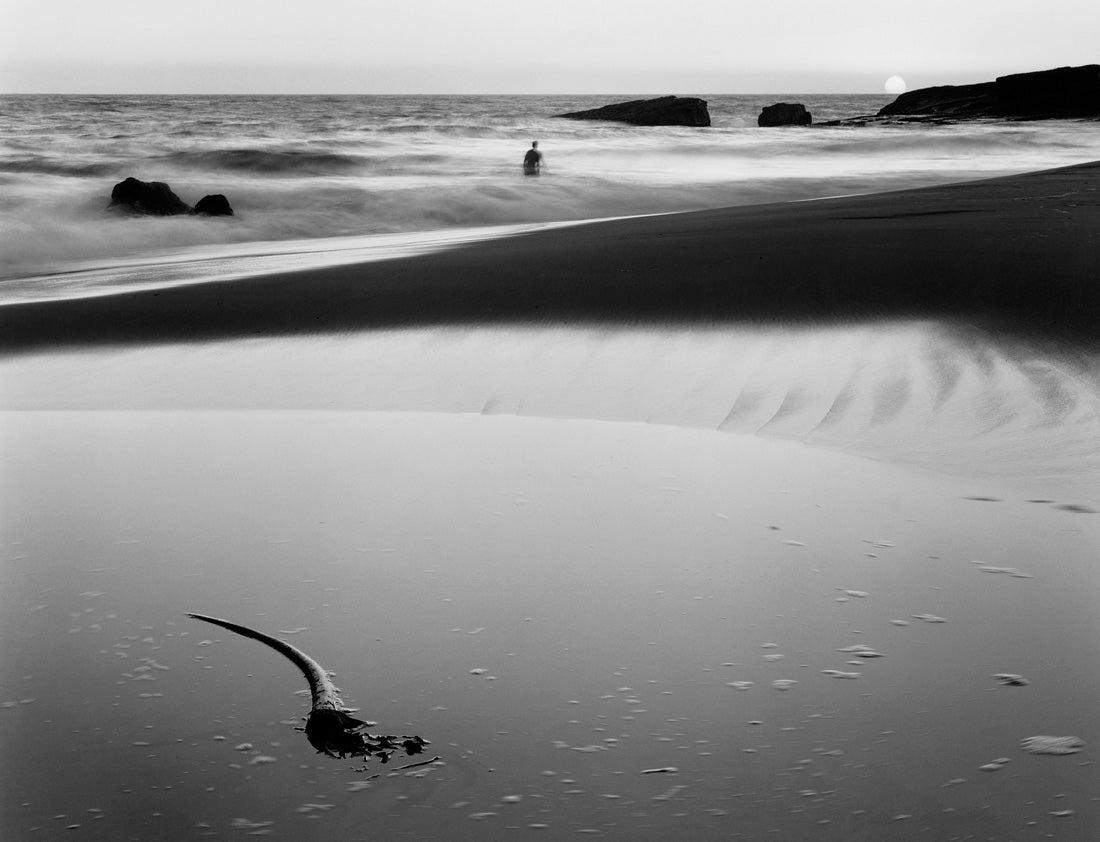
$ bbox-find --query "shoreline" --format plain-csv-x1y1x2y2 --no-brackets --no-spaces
2,160,1099,351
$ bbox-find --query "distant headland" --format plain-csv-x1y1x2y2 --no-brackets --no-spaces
828,64,1100,125
555,66,1098,130
879,64,1100,120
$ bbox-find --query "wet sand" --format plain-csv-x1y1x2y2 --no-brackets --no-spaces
1,411,1097,839
1,161,1099,349
1,165,1099,839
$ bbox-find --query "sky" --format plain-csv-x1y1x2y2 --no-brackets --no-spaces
2,0,1097,95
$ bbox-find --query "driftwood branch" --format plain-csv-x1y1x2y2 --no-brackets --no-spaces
187,612,430,763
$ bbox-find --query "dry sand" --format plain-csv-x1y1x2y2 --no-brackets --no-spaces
1,164,1098,839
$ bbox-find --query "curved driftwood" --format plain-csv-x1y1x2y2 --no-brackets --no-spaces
187,612,430,762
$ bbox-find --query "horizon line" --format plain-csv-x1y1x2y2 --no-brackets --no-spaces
0,90,898,97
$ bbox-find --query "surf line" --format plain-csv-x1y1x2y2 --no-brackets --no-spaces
187,612,431,764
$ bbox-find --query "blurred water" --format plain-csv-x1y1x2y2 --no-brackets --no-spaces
2,94,1098,292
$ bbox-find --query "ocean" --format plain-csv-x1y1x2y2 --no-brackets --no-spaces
2,93,1099,301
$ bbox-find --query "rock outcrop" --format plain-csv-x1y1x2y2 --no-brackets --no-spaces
107,177,234,216
557,96,711,127
191,194,234,216
878,65,1100,120
108,177,192,216
758,102,812,127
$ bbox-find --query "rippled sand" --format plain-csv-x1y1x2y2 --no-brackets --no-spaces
4,322,1099,494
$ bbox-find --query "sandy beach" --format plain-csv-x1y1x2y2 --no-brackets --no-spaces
2,165,1098,839
2,161,1099,349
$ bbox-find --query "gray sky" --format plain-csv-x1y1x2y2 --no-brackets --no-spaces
2,0,1097,94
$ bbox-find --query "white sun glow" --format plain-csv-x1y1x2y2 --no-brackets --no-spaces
884,75,907,94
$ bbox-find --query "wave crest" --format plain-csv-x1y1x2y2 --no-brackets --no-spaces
158,147,365,175
0,157,115,177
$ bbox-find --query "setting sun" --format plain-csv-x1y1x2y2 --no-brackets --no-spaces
885,74,907,94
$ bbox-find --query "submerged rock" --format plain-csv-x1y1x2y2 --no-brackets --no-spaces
557,96,711,127
757,102,812,127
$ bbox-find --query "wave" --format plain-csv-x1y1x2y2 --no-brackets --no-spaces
156,147,366,175
376,123,505,138
814,128,1088,156
0,156,116,178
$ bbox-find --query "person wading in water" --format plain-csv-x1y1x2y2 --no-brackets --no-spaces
522,141,543,176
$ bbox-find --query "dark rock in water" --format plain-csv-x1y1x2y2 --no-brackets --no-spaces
758,102,813,127
878,65,1100,120
557,96,711,127
192,194,234,216
108,177,235,217
108,177,192,216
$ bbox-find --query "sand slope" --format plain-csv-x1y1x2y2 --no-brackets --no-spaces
1,162,1098,350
